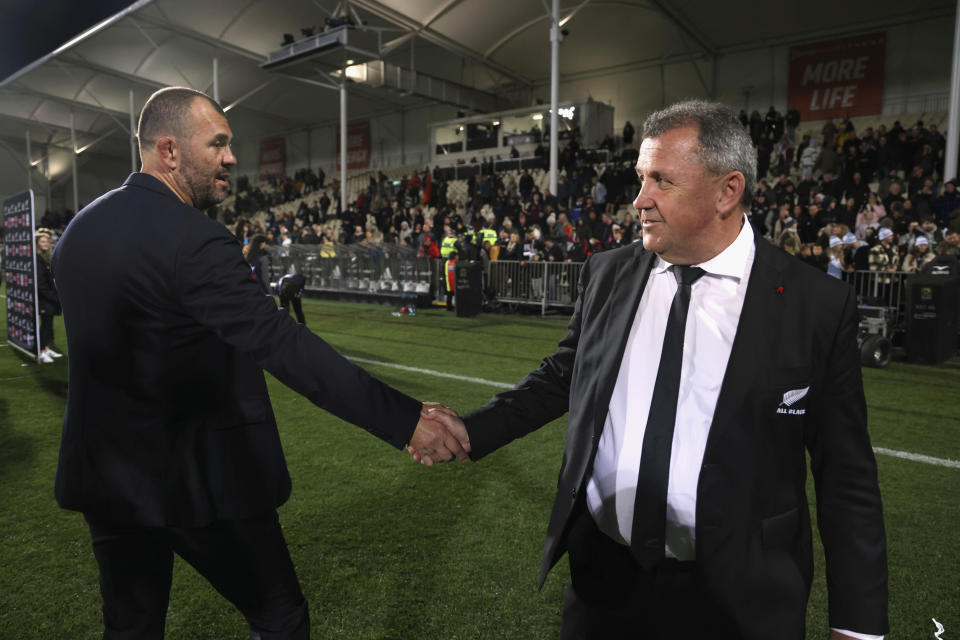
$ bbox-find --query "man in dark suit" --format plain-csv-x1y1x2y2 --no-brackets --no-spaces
51,87,469,639
423,101,887,639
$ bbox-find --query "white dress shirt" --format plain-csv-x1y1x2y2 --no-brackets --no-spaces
583,219,882,640
586,219,754,556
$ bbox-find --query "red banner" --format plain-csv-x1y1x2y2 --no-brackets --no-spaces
788,32,885,121
259,137,286,180
336,121,370,170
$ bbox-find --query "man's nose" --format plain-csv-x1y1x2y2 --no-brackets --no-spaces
633,184,651,212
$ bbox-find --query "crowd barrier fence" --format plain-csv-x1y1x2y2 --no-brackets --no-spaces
264,244,431,298
262,246,928,323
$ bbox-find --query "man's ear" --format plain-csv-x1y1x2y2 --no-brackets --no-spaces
717,171,745,218
153,136,179,171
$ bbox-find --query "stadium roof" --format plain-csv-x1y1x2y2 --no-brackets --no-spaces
0,0,955,176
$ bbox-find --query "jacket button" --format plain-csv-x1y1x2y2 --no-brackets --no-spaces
570,488,577,499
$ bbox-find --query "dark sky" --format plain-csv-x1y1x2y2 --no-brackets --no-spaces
0,0,134,82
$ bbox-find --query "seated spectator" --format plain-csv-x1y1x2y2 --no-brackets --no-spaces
605,225,627,250
842,232,861,272
883,182,906,212
902,236,934,272
780,232,800,256
941,228,960,256
826,236,845,279
855,194,884,240
934,180,960,229
540,236,566,262
772,206,796,246
567,229,595,262
501,231,523,261
838,197,859,230
621,211,640,243
869,227,900,273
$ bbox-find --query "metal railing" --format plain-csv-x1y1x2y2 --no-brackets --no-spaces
263,244,431,297
488,260,583,314
845,269,912,331
881,92,949,116
257,252,930,325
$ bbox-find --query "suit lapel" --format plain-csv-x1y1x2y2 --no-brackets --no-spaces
696,238,786,554
705,237,785,454
591,247,656,438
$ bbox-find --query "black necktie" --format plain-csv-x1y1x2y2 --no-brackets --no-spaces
631,264,705,569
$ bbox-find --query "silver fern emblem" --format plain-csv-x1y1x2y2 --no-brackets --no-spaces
781,387,810,407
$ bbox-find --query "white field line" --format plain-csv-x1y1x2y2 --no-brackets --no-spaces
347,356,512,389
348,356,960,470
872,447,960,469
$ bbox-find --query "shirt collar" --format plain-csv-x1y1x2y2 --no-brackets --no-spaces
653,215,754,281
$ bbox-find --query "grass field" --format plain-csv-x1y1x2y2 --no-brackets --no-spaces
1,289,958,639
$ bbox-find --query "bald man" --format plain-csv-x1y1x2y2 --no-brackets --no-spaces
52,87,468,639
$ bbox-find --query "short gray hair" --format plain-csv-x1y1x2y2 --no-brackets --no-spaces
642,100,756,208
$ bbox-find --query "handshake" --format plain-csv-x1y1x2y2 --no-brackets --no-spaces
407,402,469,465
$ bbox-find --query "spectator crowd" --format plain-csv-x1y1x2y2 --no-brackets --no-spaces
13,106,960,287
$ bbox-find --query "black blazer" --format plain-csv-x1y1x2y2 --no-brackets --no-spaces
464,236,888,638
51,173,421,527
36,257,60,316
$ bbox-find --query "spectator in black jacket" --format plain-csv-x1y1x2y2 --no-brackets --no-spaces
35,229,63,364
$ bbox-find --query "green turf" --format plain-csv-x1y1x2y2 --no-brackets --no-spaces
1,286,957,639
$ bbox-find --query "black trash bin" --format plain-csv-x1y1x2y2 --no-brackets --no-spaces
455,261,483,318
906,273,959,364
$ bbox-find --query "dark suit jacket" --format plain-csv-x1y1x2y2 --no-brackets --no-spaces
52,173,421,528
464,236,888,638
36,257,60,316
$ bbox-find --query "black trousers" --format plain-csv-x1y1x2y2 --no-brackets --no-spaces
280,294,306,325
86,511,309,640
560,510,736,640
39,313,54,349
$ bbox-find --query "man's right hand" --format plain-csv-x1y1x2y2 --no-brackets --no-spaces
407,403,471,466
407,404,469,465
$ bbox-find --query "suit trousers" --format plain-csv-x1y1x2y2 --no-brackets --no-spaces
86,510,309,640
279,293,306,325
560,509,736,640
39,313,54,349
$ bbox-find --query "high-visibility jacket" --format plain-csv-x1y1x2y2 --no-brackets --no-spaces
445,258,457,292
441,235,458,259
480,228,497,247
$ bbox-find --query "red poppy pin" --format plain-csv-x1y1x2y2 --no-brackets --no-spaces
776,285,783,294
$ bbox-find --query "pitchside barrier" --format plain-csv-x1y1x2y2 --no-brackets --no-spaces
487,260,584,314
263,244,432,299
845,269,911,330
260,246,931,323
